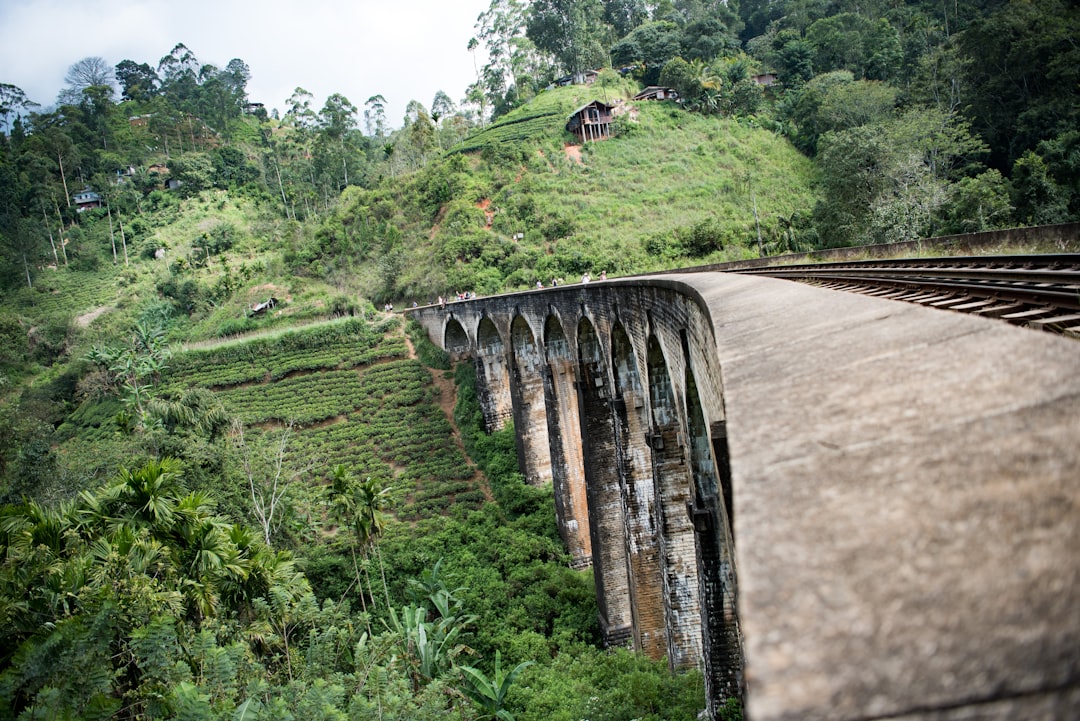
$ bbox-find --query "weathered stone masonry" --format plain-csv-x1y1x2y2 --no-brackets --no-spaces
410,281,742,718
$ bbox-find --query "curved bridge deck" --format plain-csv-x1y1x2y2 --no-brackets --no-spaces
408,271,1080,720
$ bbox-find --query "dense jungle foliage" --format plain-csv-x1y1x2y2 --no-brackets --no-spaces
1,0,1077,718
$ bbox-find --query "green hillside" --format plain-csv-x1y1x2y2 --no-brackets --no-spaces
308,83,819,300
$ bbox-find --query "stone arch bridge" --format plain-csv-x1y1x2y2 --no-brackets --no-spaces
407,271,1080,721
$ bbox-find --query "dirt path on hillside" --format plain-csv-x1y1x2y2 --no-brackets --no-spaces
75,306,113,327
403,332,493,502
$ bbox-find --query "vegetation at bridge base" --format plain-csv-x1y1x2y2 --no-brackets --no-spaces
406,319,451,371
0,311,720,720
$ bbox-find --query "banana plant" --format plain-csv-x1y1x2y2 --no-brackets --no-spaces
385,601,476,690
458,650,534,721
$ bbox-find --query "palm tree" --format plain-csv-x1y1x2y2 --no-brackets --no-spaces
354,476,391,609
328,464,369,620
109,457,184,528
329,467,392,614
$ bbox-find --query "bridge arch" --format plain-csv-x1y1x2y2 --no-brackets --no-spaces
543,312,591,567
683,344,742,708
475,316,512,432
443,316,470,359
611,321,667,658
509,314,552,486
578,315,633,646
646,332,704,670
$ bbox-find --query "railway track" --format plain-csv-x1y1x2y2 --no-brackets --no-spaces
732,254,1080,338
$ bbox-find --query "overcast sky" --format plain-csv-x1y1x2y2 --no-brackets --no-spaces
0,0,492,129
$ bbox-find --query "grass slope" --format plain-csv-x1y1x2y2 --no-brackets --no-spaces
380,84,820,297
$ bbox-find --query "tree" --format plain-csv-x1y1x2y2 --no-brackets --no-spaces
221,59,251,104
316,93,360,188
401,100,436,170
814,123,893,246
474,0,528,113
473,0,551,117
330,466,392,616
1036,130,1080,219
84,320,171,427
0,83,39,136
958,0,1080,170
805,13,874,76
814,108,989,246
157,43,199,86
58,57,116,105
431,90,459,149
157,43,201,115
863,18,903,82
652,57,704,104
526,0,609,77
680,16,739,62
363,94,388,137
782,70,890,155
115,60,160,102
942,169,1013,234
431,90,455,125
611,21,682,84
604,0,648,37
867,153,947,244
77,83,116,150
285,87,317,129
1011,150,1069,226
770,30,816,87
111,456,185,527
816,78,898,137
233,421,303,546
168,151,215,195
713,54,765,117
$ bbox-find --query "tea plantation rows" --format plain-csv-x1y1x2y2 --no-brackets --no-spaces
164,318,484,523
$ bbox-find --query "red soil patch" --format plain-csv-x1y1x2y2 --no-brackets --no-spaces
476,198,495,228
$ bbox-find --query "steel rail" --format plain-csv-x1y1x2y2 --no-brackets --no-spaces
731,254,1080,337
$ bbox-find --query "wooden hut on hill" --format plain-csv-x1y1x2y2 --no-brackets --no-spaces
566,100,614,143
633,86,679,102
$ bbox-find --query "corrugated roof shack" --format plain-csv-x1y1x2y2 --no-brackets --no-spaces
633,86,679,101
566,100,614,143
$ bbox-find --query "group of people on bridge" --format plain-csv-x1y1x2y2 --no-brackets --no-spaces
535,270,606,289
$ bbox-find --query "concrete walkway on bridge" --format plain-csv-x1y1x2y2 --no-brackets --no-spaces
675,271,1080,720
410,269,1079,720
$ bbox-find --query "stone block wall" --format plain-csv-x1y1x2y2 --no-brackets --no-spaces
409,280,739,717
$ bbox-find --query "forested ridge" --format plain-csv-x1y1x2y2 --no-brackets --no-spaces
0,0,1077,719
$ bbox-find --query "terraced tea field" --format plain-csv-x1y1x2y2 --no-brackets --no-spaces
166,316,484,521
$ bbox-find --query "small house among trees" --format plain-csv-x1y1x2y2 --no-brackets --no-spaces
72,187,102,212
566,101,614,143
633,86,680,102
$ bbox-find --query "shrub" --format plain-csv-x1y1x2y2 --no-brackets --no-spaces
407,320,450,370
